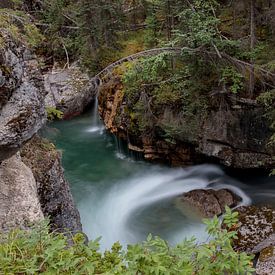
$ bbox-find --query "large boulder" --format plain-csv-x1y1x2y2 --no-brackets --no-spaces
177,188,241,218
44,65,97,119
0,30,46,162
0,154,44,231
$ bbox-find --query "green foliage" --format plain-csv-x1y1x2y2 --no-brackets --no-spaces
0,210,254,274
0,8,44,47
122,52,209,142
175,0,220,48
46,107,64,121
221,67,244,94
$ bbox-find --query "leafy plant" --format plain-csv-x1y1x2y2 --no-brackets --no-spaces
0,209,255,274
46,107,64,120
0,8,44,47
221,67,244,94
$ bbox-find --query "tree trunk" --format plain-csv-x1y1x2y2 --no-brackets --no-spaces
249,0,256,98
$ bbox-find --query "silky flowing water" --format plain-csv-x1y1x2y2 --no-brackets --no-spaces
44,103,275,250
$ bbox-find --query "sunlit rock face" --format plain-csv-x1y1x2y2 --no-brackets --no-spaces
0,30,46,162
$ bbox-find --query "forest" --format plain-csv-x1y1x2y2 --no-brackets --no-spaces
0,0,275,274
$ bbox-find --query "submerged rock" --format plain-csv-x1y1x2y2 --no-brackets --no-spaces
0,154,44,231
21,136,82,233
177,188,241,218
44,65,97,119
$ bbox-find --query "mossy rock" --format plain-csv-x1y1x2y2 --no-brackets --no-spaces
234,206,275,253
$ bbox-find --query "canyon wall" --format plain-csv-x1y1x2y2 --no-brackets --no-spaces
98,77,274,169
0,30,81,232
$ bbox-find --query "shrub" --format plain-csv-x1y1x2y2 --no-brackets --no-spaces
0,208,255,274
46,107,64,120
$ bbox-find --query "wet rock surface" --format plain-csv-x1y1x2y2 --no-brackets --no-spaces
21,136,82,233
44,65,97,119
178,189,241,218
0,154,44,231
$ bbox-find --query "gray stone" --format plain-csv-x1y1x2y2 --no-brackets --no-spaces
256,246,275,275
44,65,97,119
0,30,46,162
0,154,44,231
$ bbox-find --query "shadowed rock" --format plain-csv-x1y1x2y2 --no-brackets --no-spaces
21,136,82,234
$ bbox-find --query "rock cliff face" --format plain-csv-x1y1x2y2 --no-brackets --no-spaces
199,105,274,168
0,31,81,233
0,30,46,162
98,77,274,169
21,136,82,233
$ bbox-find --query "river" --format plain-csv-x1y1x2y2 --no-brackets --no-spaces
43,103,275,250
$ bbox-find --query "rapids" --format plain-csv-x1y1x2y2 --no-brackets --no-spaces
44,102,274,250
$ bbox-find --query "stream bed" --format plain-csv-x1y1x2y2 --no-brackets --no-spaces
44,107,275,250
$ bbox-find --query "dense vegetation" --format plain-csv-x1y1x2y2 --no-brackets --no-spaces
119,0,275,147
0,208,255,274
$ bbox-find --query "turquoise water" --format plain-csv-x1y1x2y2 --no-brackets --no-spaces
44,106,274,250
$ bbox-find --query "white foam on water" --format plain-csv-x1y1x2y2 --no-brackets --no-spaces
79,164,251,251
